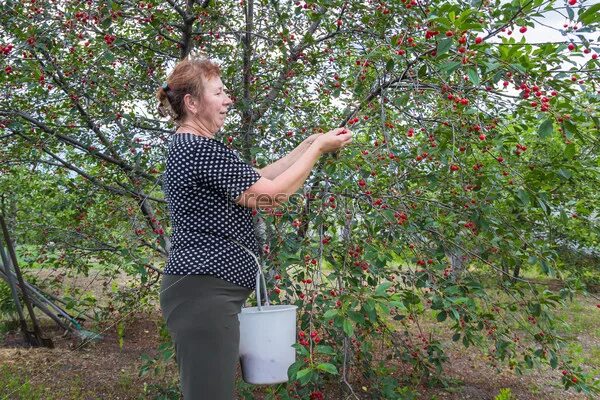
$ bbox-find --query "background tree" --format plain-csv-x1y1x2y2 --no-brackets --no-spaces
1,0,599,398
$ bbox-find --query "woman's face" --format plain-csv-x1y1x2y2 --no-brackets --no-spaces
190,76,233,134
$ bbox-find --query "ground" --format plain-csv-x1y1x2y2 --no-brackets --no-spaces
0,280,598,399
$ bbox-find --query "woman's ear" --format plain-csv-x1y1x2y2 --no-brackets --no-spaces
182,93,196,115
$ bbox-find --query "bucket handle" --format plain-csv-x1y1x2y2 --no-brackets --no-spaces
228,237,270,311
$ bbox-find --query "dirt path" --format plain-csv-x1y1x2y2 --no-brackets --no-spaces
1,288,598,400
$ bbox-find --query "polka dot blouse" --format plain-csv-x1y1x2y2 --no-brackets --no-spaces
162,132,262,290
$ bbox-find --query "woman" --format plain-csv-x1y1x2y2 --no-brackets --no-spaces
156,56,352,399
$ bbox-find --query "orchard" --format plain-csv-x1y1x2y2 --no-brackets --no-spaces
0,0,599,399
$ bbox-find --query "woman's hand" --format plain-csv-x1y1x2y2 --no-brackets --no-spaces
314,128,353,154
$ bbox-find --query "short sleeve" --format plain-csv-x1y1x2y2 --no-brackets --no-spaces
195,142,261,202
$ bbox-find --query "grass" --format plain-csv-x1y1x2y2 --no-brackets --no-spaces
555,298,600,338
0,364,50,400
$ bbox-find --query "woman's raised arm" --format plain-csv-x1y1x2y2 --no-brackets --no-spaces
237,128,352,209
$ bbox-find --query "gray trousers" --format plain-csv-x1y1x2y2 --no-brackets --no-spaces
160,274,252,400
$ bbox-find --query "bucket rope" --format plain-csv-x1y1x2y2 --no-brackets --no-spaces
227,237,270,311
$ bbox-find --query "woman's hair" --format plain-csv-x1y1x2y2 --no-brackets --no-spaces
156,56,222,125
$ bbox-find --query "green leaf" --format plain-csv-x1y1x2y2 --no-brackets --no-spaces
363,300,378,321
579,3,600,25
549,351,558,369
566,6,574,21
292,343,310,356
437,38,453,56
342,318,354,337
287,360,304,381
439,61,461,75
317,363,338,375
296,367,314,385
516,189,530,206
348,310,365,324
323,309,338,320
450,307,460,321
437,310,447,322
564,143,576,159
375,282,392,296
485,62,500,72
315,345,336,355
538,119,553,138
385,59,394,72
557,168,572,180
462,334,470,348
563,120,580,140
467,68,480,86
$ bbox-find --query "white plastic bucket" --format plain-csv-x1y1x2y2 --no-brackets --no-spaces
230,237,299,384
238,303,298,384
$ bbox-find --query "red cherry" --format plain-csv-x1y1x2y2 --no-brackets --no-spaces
358,179,366,187
445,30,453,37
450,164,460,171
479,134,486,141
475,37,483,44
568,0,576,5
519,26,527,33
568,43,575,51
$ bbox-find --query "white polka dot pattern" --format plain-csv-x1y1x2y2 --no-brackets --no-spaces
162,132,262,289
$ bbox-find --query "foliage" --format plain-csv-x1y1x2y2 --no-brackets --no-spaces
0,280,18,321
494,387,513,400
1,0,599,398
